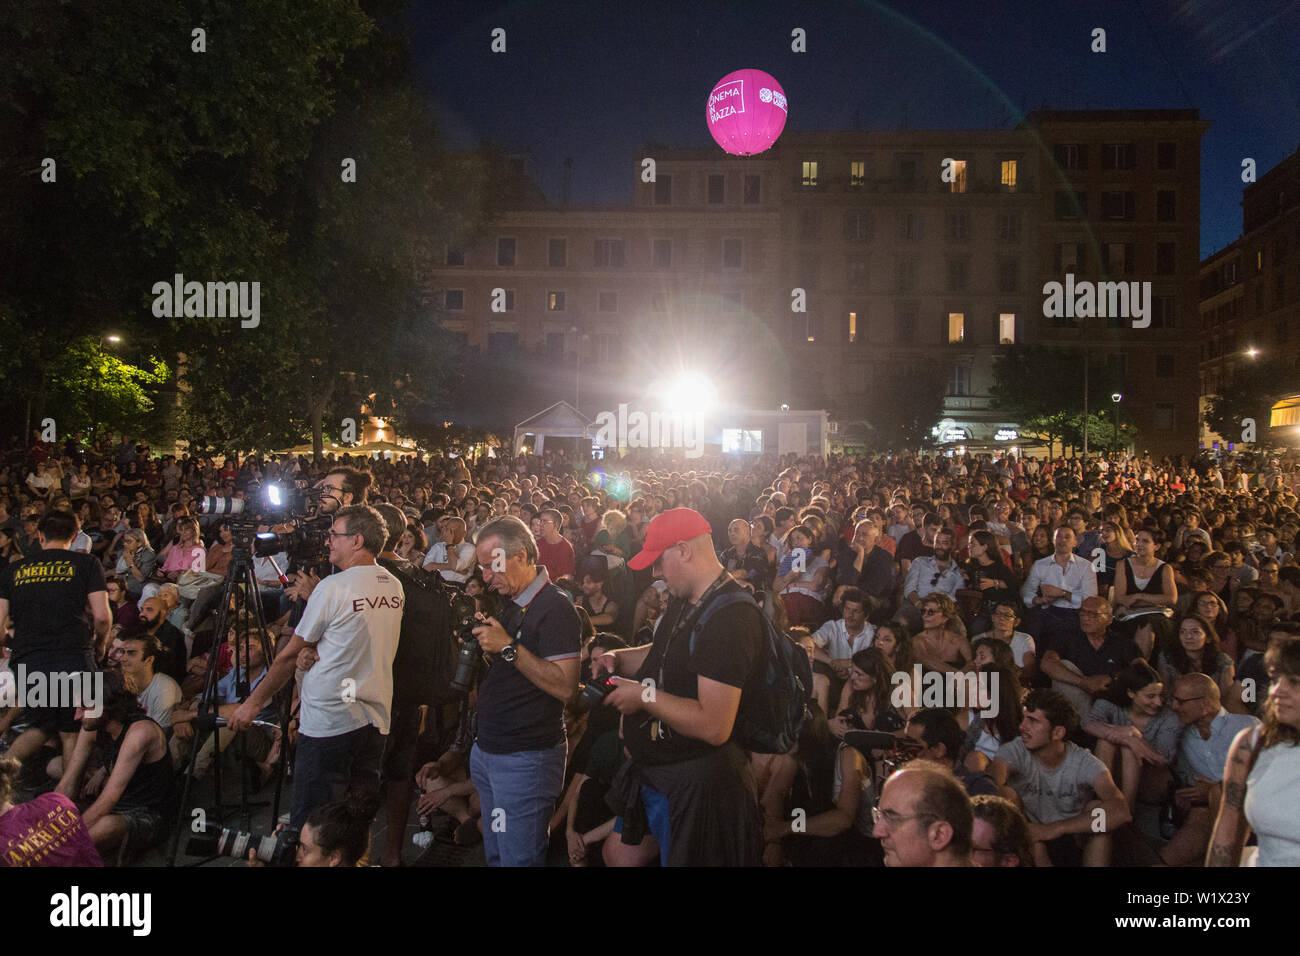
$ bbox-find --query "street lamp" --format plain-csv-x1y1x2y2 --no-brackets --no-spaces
1111,393,1123,455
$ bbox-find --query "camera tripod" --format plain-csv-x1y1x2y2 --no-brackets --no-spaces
167,526,293,866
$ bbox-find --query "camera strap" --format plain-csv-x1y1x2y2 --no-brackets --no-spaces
656,571,731,692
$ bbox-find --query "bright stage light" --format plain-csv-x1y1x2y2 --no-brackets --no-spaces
660,373,717,413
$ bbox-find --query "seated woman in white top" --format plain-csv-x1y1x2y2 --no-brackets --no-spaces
1207,640,1300,866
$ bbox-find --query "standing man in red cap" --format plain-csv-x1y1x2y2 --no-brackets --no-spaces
594,507,764,866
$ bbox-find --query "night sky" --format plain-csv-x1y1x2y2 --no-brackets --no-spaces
410,0,1299,257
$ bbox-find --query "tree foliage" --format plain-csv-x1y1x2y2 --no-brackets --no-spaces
1203,357,1293,446
989,346,1129,454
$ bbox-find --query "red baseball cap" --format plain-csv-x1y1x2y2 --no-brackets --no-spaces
627,508,713,570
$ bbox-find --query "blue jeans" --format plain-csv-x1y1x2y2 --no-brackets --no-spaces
290,725,386,830
469,740,567,867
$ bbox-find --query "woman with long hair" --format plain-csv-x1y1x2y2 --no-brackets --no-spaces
871,621,913,676
963,529,1017,631
1084,659,1181,814
830,647,905,736
775,524,829,627
1207,640,1300,866
395,523,428,563
1157,614,1238,710
1096,520,1136,594
962,665,1024,771
913,593,972,673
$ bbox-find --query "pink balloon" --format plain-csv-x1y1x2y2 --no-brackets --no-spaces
706,69,788,156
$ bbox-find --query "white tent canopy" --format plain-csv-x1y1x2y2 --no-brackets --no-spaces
513,401,593,456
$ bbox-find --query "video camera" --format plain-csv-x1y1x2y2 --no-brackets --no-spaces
199,480,332,573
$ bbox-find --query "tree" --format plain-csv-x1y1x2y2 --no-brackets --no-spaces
1204,357,1293,447
989,346,1122,456
866,360,947,451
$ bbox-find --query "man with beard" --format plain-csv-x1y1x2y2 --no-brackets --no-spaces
137,596,188,684
901,528,964,627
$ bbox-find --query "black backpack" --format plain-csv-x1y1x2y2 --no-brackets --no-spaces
689,590,811,755
377,557,459,708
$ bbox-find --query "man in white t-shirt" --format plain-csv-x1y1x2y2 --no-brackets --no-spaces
811,588,876,678
230,504,403,830
423,516,475,584
109,632,182,733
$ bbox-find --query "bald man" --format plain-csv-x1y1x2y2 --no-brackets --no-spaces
1160,673,1260,865
872,761,975,867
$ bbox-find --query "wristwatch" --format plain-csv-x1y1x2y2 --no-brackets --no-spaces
500,636,519,663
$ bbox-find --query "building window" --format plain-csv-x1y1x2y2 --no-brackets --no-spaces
546,291,565,312
844,209,872,242
545,332,564,357
597,291,618,312
548,237,567,267
1154,402,1175,431
594,238,625,267
1055,190,1086,220
444,290,464,311
847,257,867,290
897,157,918,185
801,161,819,187
847,311,858,343
945,210,970,240
850,161,866,187
1157,141,1177,170
946,364,970,396
948,159,968,193
946,260,968,292
1054,143,1085,170
595,334,620,362
1156,242,1176,275
1000,159,1018,191
999,312,1016,344
721,291,743,313
446,247,465,266
800,210,820,239
499,290,515,311
497,237,516,266
895,303,916,343
652,238,672,269
996,213,1020,241
1103,191,1136,220
1056,242,1083,273
708,174,725,204
899,211,924,240
487,332,518,354
1153,295,1176,329
1155,353,1174,378
654,175,672,205
947,312,965,343
1103,242,1133,277
998,259,1019,293
743,174,761,203
1156,190,1176,221
722,238,743,268
805,314,821,343
1103,143,1136,170
896,257,917,292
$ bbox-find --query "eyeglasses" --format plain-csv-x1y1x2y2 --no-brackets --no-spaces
1171,695,1203,706
328,530,357,539
871,807,936,830
922,607,942,616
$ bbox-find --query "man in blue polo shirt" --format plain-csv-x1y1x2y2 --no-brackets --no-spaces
469,516,581,866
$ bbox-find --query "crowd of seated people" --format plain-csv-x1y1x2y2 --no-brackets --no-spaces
3,431,1300,867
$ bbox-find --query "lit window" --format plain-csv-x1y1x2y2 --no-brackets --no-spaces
948,312,965,343
999,313,1016,344
850,161,865,187
801,161,819,187
948,159,968,194
848,312,858,343
546,291,565,311
1000,160,1017,191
